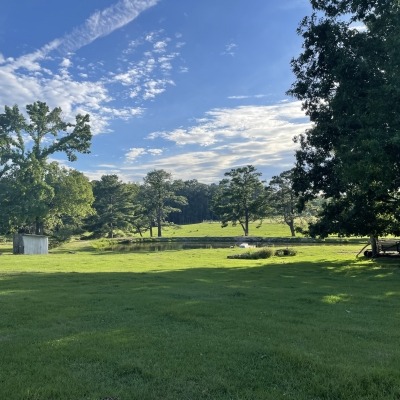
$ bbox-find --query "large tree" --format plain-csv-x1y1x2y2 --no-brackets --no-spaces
141,170,187,237
0,101,92,234
0,162,94,239
288,0,400,254
88,175,138,238
212,165,268,236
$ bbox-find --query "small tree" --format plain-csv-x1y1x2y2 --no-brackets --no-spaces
212,165,268,236
267,170,300,237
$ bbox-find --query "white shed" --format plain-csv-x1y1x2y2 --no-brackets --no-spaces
13,234,48,255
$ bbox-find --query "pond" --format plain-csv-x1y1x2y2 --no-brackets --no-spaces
108,241,302,252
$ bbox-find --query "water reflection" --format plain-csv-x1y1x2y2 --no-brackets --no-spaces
114,241,303,252
120,242,236,252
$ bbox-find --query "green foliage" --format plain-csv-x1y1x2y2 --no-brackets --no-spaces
0,101,92,235
267,169,302,237
141,169,187,237
274,247,297,256
228,247,297,259
228,247,274,259
288,1,400,239
212,165,269,236
169,179,218,224
87,175,138,238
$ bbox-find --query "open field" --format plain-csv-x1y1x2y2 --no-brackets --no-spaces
1,239,400,399
160,220,300,238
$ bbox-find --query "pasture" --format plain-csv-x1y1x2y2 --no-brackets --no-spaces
0,237,399,399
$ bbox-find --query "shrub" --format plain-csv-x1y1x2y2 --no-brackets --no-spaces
274,248,297,257
227,247,273,260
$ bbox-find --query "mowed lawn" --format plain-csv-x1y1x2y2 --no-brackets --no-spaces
1,243,400,399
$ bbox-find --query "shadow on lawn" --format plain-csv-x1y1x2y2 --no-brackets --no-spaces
1,258,399,305
2,259,400,399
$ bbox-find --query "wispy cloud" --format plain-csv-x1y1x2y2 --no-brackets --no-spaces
222,42,238,56
58,0,160,54
0,0,183,135
228,94,271,100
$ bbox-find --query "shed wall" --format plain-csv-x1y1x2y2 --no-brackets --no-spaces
13,234,48,255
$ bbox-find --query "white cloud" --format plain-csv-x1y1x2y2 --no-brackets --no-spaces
126,147,147,161
116,101,311,183
228,94,271,100
147,148,163,156
0,2,181,135
58,0,160,54
222,42,237,56
125,147,164,162
350,22,367,32
149,101,309,148
143,79,174,100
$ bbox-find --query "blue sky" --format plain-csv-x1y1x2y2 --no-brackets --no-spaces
0,0,312,184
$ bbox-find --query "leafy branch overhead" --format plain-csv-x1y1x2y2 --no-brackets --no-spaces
0,101,91,175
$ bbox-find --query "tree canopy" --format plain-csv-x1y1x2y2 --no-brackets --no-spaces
288,0,400,246
141,170,187,237
0,101,92,235
212,165,268,236
87,175,138,238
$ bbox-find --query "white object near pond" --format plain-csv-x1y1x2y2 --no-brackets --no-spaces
13,234,48,255
239,243,254,248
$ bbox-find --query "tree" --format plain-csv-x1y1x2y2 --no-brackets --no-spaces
267,170,301,237
0,162,94,240
288,0,400,254
88,175,138,238
141,170,187,237
0,101,92,234
44,163,95,241
169,180,218,225
212,165,268,236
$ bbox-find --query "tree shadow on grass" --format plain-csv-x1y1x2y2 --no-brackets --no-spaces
1,260,400,399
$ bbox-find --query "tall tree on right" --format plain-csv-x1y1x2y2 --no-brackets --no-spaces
288,0,400,255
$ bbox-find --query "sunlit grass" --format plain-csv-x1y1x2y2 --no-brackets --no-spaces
1,242,400,399
162,220,301,237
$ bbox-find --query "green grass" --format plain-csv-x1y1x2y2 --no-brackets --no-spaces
1,241,400,399
139,220,302,238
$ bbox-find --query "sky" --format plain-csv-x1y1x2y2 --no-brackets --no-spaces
0,0,313,184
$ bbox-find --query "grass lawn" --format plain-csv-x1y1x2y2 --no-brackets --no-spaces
1,242,400,399
160,220,298,238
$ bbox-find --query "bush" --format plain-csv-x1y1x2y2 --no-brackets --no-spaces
274,248,297,257
227,247,274,260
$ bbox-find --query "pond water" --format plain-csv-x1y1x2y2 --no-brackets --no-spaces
113,241,300,252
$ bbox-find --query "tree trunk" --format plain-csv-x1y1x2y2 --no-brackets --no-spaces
35,217,43,235
287,220,296,237
370,235,378,257
157,217,162,237
244,215,249,236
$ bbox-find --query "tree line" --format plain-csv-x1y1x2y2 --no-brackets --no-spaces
0,101,316,241
1,0,398,255
0,102,313,242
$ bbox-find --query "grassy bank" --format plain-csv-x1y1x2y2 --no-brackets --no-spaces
1,244,399,399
